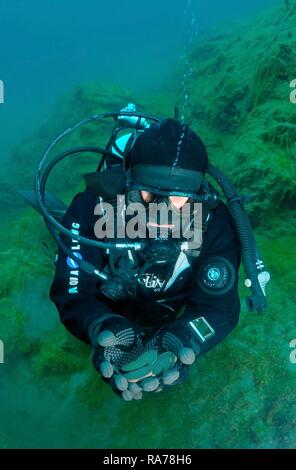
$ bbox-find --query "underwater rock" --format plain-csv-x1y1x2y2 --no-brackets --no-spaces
31,325,89,376
180,2,296,223
1,0,296,450
4,82,135,208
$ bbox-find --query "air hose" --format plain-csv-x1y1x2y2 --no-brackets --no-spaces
33,105,270,311
207,163,270,313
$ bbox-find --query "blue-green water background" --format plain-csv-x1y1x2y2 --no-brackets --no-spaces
1,0,296,449
0,0,274,154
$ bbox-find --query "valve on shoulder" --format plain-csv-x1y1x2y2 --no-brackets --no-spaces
117,103,149,129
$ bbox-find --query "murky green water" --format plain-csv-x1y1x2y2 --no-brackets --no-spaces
1,0,296,449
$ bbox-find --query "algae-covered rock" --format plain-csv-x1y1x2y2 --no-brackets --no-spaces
0,298,36,357
179,1,296,223
32,324,89,376
3,80,175,213
226,108,296,221
0,298,24,353
1,1,296,450
2,82,133,209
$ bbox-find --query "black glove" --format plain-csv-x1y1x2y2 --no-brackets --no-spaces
90,315,213,401
114,323,197,398
130,322,200,394
89,316,187,400
90,315,146,396
159,319,202,365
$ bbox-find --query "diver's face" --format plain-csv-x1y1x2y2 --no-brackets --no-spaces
140,191,189,209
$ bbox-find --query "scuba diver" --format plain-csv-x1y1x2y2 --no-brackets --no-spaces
20,104,270,400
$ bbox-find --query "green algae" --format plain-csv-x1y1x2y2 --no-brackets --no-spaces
31,326,89,377
178,1,296,224
1,1,296,449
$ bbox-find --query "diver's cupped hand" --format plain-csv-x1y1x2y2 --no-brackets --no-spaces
91,316,198,400
116,336,192,400
91,316,146,392
159,320,201,365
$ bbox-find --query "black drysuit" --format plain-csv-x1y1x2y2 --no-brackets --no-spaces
50,185,242,355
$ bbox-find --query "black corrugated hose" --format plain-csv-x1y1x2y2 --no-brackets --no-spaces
207,163,269,313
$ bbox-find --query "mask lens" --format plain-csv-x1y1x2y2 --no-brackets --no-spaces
168,196,189,209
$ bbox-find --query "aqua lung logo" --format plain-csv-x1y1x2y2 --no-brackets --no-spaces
67,252,82,269
67,222,82,294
